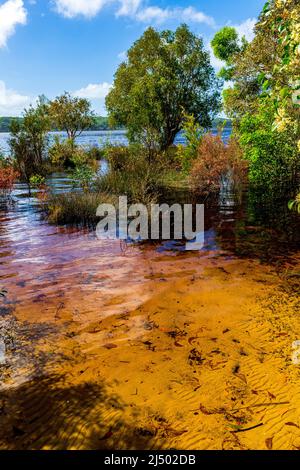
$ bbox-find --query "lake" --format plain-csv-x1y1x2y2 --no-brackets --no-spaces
0,126,232,155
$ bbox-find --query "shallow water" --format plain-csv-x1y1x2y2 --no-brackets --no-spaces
0,176,300,450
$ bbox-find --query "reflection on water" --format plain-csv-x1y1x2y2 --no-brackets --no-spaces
1,172,300,450
1,173,299,301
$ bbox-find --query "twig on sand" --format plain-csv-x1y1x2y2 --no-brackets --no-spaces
231,423,263,433
232,401,290,412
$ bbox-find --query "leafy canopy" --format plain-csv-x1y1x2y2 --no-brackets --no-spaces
106,24,221,151
49,92,95,141
9,97,51,190
211,27,240,63
211,0,300,190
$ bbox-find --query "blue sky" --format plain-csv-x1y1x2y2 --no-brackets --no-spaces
0,0,266,116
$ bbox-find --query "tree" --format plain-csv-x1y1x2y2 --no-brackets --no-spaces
9,97,50,194
106,24,221,152
211,0,300,189
211,27,240,62
49,92,95,142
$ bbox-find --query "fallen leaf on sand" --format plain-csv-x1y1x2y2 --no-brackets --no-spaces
103,343,118,349
285,422,300,429
265,437,273,450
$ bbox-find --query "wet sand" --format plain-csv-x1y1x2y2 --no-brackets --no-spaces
1,231,300,450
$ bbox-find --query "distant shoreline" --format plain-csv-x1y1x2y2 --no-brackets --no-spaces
0,117,231,133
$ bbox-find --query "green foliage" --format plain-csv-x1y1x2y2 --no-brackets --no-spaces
70,165,96,193
49,137,98,170
9,97,51,192
212,0,300,193
239,101,299,190
49,137,74,167
89,116,112,130
104,145,132,171
85,146,105,161
0,152,7,167
106,24,221,151
29,174,46,188
288,194,300,214
95,145,166,205
177,113,204,173
49,92,95,141
211,27,240,63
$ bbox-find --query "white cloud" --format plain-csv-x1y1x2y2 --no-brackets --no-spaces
180,7,215,26
74,82,112,99
135,6,214,25
73,82,112,114
53,0,108,18
0,80,31,115
233,17,257,43
116,0,141,17
135,6,170,24
0,0,27,48
53,0,215,27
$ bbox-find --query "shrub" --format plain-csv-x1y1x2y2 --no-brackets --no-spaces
49,137,98,170
177,113,204,173
0,166,19,197
288,193,300,214
46,192,116,225
189,133,247,195
69,165,97,193
9,98,50,193
29,174,46,189
104,145,132,171
95,145,166,205
85,146,105,161
239,107,299,191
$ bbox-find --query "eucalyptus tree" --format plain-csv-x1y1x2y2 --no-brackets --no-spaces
106,24,221,152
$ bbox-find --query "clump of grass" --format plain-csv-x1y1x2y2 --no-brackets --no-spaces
95,145,167,205
46,191,117,226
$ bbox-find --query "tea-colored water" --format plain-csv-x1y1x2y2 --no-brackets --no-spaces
0,179,300,450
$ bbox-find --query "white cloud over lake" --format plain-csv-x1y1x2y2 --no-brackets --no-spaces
0,80,31,116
